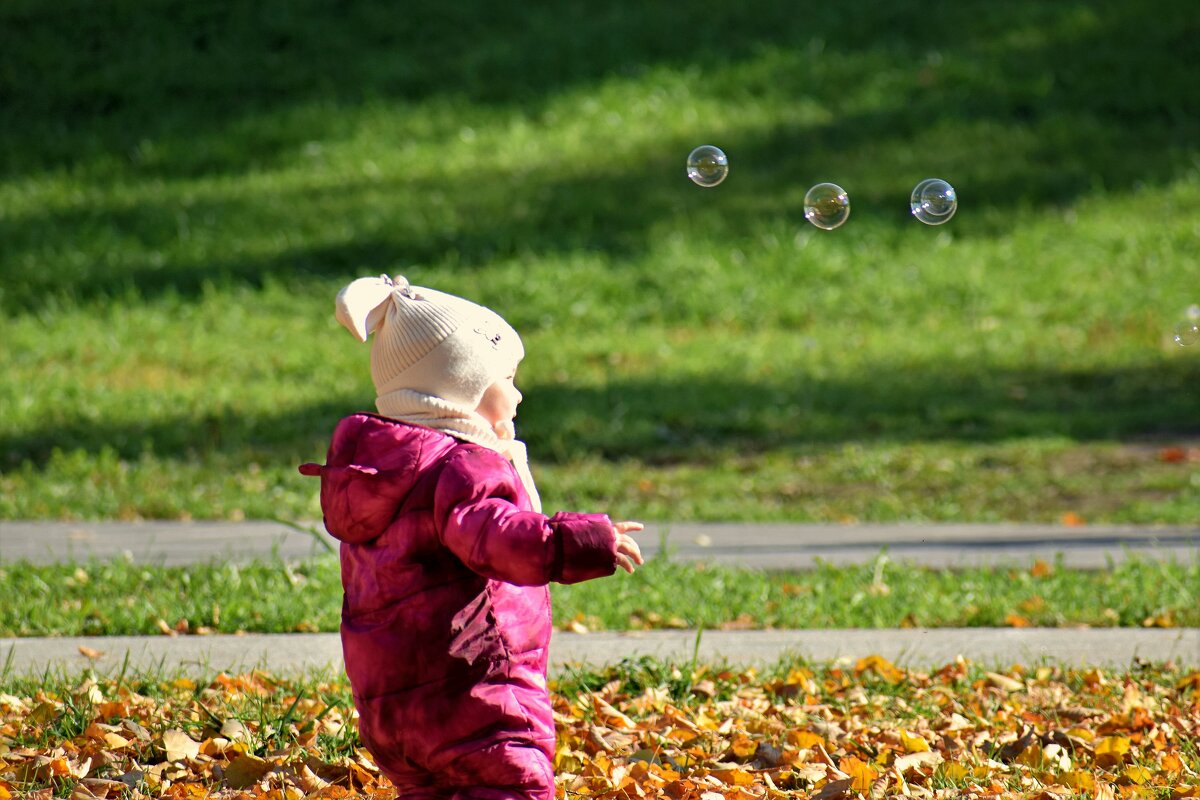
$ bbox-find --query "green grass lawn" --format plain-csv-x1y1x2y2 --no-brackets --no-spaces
2,553,1196,637
1,0,1198,523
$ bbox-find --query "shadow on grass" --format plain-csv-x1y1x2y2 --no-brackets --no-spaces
0,0,1197,310
4,360,1197,470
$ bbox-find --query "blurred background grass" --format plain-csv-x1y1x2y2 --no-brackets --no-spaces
1,0,1197,522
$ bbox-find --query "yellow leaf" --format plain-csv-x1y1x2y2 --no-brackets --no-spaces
899,729,930,753
1094,736,1130,768
1122,766,1152,785
1063,770,1096,791
894,751,942,775
940,762,970,782
1067,726,1096,742
985,671,1025,692
1142,610,1177,628
225,753,272,789
161,729,201,762
25,701,59,726
1015,742,1043,768
103,732,131,750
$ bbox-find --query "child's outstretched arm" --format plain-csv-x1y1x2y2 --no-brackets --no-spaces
434,446,642,586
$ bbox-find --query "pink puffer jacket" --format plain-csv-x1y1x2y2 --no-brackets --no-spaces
300,413,618,793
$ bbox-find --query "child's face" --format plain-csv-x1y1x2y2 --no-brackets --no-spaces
476,369,522,436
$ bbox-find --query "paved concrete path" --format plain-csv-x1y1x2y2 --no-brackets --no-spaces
3,520,1198,569
3,520,1198,675
3,628,1197,677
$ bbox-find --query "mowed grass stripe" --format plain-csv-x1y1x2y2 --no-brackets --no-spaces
1,554,1196,637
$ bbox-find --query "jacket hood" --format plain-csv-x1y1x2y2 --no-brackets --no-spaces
299,414,443,544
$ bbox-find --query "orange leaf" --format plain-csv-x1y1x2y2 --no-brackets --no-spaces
1158,446,1187,463
1162,752,1185,773
729,733,757,759
711,767,755,786
1060,512,1085,527
1005,613,1032,628
838,756,879,793
1030,560,1054,577
854,655,905,684
787,730,826,750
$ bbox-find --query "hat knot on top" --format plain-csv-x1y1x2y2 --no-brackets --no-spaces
335,274,524,412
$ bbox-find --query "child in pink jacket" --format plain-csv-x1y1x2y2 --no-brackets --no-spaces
300,275,643,800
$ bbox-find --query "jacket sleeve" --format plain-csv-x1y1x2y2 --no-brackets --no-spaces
433,446,618,586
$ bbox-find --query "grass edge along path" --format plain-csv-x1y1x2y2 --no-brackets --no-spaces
1,553,1199,637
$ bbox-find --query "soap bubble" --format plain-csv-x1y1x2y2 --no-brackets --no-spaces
910,178,957,225
1187,304,1200,321
1175,320,1200,346
803,183,851,230
686,145,728,187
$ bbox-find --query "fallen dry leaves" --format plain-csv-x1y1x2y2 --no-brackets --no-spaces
0,657,1198,799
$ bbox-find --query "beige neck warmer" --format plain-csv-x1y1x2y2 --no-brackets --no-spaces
378,389,542,514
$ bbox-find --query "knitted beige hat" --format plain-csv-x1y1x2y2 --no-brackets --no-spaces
334,274,541,512
335,275,524,412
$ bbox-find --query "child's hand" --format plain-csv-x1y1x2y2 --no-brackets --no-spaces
613,521,645,574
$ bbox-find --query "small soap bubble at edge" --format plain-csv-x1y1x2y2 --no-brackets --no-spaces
1174,319,1200,347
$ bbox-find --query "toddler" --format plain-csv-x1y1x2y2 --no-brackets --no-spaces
299,275,643,800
